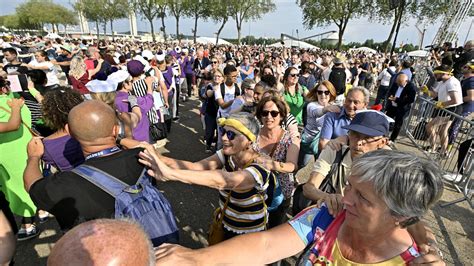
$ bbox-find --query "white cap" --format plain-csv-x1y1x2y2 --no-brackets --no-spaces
155,52,165,61
182,48,188,54
108,69,130,83
175,47,181,53
141,49,153,61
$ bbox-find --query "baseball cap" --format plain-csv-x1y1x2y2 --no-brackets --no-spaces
127,60,145,77
342,110,393,137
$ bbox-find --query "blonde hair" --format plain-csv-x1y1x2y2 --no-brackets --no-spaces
69,56,87,80
90,92,116,110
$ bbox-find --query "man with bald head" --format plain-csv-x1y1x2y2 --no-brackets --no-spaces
23,100,149,232
48,219,155,266
385,73,416,142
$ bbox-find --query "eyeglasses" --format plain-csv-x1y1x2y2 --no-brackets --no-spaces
212,61,218,64
261,110,280,118
317,90,330,95
289,73,299,78
349,131,383,145
219,127,239,141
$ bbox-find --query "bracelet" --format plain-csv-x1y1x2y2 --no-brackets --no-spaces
116,136,124,146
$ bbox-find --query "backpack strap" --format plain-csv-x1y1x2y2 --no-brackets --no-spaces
71,164,130,198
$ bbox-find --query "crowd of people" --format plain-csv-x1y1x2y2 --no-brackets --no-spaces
0,33,472,265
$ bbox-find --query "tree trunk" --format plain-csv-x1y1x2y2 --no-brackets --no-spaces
110,20,115,41
103,23,107,39
216,18,227,45
337,26,343,50
236,18,242,45
63,24,67,35
95,20,100,40
175,16,180,40
384,9,400,53
193,13,198,44
148,18,156,42
160,15,166,41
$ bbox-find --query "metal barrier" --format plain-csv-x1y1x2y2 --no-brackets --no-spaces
404,95,473,207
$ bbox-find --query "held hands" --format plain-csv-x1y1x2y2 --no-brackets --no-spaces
302,183,343,217
138,144,172,182
27,137,44,158
7,98,24,110
409,243,445,266
255,155,276,171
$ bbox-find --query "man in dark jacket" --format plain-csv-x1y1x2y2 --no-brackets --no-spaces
385,73,416,142
328,57,346,96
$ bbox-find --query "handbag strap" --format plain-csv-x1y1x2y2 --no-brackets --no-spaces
0,105,39,136
268,129,285,158
218,190,232,223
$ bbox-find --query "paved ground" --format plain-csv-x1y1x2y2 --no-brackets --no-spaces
13,97,473,265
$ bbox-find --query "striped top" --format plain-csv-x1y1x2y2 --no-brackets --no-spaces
131,78,159,124
216,150,277,234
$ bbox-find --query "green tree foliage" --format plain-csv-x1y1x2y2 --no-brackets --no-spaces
74,0,106,39
103,0,129,40
367,0,450,52
227,0,275,45
183,0,212,43
209,0,232,45
130,0,166,42
167,0,186,41
298,0,364,50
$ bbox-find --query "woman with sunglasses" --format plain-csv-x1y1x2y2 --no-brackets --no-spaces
139,112,280,240
0,77,39,241
229,78,256,114
238,54,255,81
254,96,300,227
298,81,340,168
283,67,308,125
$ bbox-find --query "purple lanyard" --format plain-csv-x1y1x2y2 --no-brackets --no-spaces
85,146,121,161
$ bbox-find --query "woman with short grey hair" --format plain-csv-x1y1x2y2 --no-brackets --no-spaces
140,112,280,240
351,149,444,222
152,150,444,265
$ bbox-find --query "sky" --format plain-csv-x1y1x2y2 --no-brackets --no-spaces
1,0,472,46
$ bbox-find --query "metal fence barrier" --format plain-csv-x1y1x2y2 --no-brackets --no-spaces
404,95,473,208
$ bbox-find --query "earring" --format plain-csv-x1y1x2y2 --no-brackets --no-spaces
395,220,400,226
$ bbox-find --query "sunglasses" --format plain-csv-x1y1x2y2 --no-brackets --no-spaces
219,127,239,141
289,73,299,78
261,110,280,118
317,90,330,95
212,61,218,64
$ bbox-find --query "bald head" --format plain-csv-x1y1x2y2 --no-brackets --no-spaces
48,219,154,266
68,100,117,143
396,73,408,87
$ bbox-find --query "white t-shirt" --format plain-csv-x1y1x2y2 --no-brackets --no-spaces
434,76,462,108
378,66,396,86
31,61,59,87
214,83,237,118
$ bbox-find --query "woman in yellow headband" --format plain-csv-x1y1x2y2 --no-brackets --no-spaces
139,112,281,239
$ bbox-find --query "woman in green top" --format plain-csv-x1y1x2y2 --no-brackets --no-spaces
282,67,308,125
0,77,38,241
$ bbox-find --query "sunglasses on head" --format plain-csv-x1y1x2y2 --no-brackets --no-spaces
262,110,280,118
219,127,239,140
289,73,299,78
317,90,330,95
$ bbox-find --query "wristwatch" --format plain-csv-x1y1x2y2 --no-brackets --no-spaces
116,136,124,146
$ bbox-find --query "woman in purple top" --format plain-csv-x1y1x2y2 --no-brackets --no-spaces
41,88,85,172
115,73,154,142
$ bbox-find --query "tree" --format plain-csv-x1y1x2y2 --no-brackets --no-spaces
183,0,212,43
130,0,166,42
298,0,364,50
167,0,186,41
209,0,231,45
228,0,275,45
74,0,107,40
102,0,129,40
367,0,450,53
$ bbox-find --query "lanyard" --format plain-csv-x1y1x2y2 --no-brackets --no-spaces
85,146,121,161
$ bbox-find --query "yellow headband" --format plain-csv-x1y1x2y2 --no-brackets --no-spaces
433,70,453,75
217,118,256,142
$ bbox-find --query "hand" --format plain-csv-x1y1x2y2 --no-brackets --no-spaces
7,98,24,110
255,155,276,171
327,135,348,151
154,243,197,265
409,244,445,265
27,78,35,89
388,95,396,101
97,58,104,64
27,137,44,158
138,144,172,181
324,105,341,113
435,101,444,109
421,85,430,96
317,193,344,217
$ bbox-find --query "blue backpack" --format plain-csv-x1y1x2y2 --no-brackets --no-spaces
72,165,179,247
